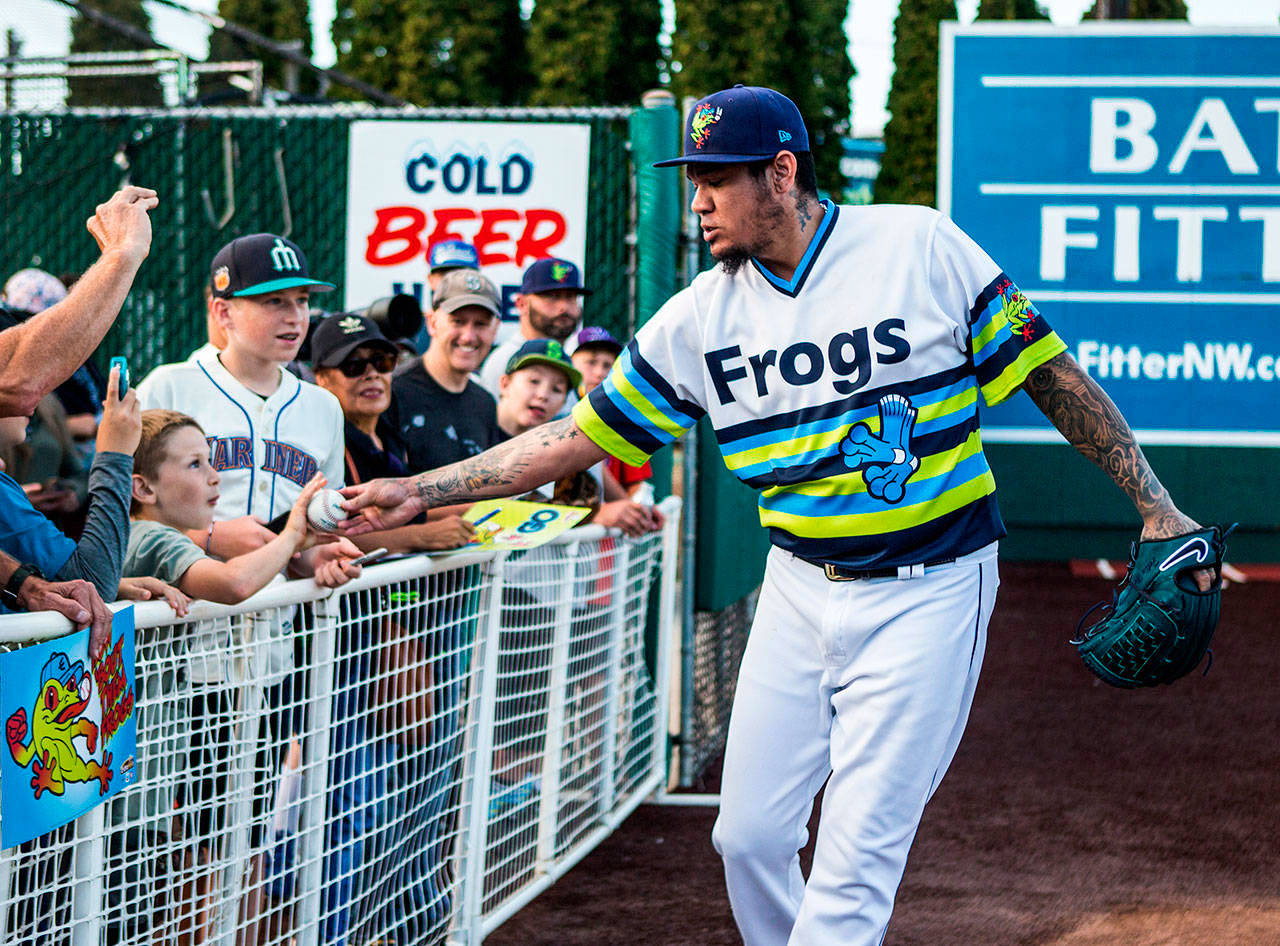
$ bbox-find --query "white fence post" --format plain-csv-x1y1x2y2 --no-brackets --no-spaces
600,539,631,810
296,591,338,946
70,804,105,946
534,542,581,874
216,612,269,945
655,500,682,789
457,554,507,946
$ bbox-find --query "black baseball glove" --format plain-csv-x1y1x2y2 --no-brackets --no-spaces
1072,524,1234,688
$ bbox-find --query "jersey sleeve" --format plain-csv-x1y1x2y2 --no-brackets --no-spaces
929,215,1067,407
572,296,708,467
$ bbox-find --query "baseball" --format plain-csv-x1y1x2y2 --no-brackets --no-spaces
307,488,348,532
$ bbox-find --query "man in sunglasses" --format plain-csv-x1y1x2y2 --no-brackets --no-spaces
388,269,505,476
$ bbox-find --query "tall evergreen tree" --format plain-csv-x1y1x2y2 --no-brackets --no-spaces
335,0,526,105
528,0,662,106
874,0,957,206
977,0,1049,18
671,0,854,194
332,0,404,98
786,0,855,194
1084,0,1187,17
208,0,315,94
68,0,163,107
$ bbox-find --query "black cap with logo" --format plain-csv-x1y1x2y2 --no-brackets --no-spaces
309,312,398,368
210,233,336,299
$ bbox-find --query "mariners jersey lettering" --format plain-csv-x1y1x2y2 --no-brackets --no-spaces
574,202,1067,568
137,351,346,521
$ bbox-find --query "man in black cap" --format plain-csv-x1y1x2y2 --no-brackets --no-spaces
477,257,591,406
338,84,1204,945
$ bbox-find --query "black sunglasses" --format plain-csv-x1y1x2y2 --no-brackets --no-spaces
336,351,397,377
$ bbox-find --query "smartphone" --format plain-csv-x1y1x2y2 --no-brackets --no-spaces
109,356,129,396
349,547,389,568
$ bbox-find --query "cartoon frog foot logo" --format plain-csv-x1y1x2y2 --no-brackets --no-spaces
839,394,920,504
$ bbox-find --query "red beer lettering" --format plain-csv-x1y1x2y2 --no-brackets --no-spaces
515,210,568,265
428,208,477,248
472,208,521,265
365,206,427,265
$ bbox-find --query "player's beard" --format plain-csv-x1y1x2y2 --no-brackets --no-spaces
715,190,790,277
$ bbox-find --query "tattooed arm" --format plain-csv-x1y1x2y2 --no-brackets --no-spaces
1022,352,1198,541
338,417,608,534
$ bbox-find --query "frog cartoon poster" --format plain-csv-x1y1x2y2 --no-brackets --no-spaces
0,605,138,848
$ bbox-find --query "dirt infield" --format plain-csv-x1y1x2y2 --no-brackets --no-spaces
489,561,1280,946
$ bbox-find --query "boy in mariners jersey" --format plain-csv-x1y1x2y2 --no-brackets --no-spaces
138,233,363,584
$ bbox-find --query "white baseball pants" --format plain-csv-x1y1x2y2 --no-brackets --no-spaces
712,543,999,946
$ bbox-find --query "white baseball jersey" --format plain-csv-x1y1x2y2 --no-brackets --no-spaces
573,201,1066,569
138,350,345,521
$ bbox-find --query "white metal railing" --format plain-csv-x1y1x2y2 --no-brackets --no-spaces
0,496,680,945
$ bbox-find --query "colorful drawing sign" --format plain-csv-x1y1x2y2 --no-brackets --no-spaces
941,24,1280,446
344,120,592,325
463,499,590,551
1,606,138,848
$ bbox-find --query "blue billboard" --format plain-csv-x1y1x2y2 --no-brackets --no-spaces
941,24,1280,447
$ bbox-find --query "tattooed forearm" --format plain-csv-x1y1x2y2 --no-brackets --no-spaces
1023,353,1182,530
409,417,590,509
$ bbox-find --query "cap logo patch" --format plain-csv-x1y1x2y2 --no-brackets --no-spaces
778,130,792,143
213,265,230,292
465,273,483,291
338,315,364,334
551,263,572,282
546,340,564,360
690,104,723,149
269,238,301,273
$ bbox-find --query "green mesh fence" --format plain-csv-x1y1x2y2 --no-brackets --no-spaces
0,106,634,378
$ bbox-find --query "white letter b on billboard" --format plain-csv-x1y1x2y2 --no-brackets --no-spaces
1090,98,1158,173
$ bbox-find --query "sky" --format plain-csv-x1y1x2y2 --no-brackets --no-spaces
2,0,1279,136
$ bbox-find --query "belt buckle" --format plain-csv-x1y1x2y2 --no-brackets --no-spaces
823,563,855,582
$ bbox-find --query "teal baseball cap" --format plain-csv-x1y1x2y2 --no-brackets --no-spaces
210,233,335,299
504,338,583,389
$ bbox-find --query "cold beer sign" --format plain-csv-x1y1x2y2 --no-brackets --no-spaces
344,121,591,319
941,25,1280,446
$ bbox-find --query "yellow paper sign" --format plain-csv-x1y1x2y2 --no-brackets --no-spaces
463,499,590,551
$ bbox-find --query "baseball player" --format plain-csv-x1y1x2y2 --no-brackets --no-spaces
138,233,359,583
337,86,1204,944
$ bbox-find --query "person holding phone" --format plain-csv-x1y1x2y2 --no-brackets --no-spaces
0,353,138,658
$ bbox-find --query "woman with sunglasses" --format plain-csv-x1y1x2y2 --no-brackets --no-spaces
311,312,474,553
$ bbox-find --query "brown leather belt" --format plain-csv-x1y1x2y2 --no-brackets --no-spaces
802,557,956,582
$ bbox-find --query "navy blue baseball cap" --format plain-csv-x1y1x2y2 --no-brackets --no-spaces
428,240,480,273
520,258,593,296
654,85,810,168
210,233,334,299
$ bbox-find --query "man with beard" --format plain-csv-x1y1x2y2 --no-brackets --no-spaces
477,257,590,415
337,85,1205,946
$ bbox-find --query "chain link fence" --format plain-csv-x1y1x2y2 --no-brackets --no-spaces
0,104,635,378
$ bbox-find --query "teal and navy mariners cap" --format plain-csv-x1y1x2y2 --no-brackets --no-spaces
653,84,810,167
504,338,583,389
210,233,335,299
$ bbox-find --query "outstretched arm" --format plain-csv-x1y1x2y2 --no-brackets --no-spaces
340,417,608,533
1022,352,1195,541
